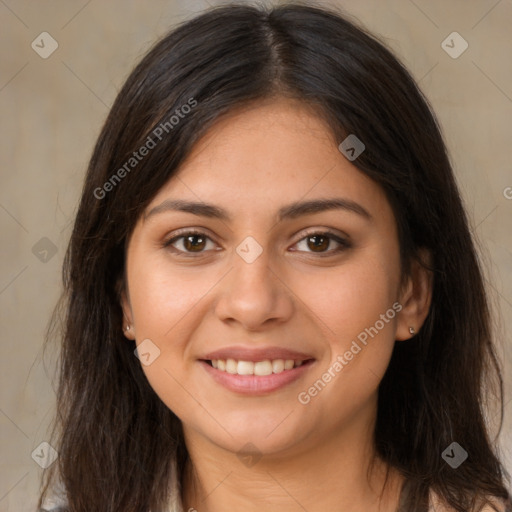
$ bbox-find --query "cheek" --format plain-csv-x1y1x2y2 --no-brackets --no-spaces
128,254,215,340
126,258,210,419
125,254,208,397
296,246,401,410
294,254,400,421
299,246,400,347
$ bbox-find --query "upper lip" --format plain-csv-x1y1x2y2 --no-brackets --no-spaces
201,346,315,362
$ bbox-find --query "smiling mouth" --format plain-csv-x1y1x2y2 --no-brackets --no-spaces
202,358,314,376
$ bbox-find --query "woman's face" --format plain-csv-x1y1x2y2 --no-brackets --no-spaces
122,97,418,458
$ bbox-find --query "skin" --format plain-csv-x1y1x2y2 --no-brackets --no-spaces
121,96,433,512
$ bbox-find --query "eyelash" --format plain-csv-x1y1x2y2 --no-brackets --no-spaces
162,229,351,257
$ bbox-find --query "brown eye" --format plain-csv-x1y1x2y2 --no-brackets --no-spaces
292,231,351,256
183,234,206,252
164,231,216,254
306,234,330,252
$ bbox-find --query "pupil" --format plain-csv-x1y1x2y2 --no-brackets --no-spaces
308,235,328,252
185,235,205,251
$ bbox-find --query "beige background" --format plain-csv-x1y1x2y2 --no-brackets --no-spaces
1,0,511,509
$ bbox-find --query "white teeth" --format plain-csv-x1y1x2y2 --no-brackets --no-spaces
209,358,307,375
237,360,254,375
254,360,273,376
226,358,237,374
272,359,284,373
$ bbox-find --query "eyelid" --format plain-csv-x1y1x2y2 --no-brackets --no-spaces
164,227,215,241
162,228,219,253
290,228,351,255
294,227,350,243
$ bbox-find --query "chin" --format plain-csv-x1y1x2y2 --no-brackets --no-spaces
189,409,314,460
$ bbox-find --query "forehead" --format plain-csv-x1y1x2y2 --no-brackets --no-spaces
179,97,337,177
145,97,391,223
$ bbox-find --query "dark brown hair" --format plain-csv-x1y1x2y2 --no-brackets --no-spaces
39,2,511,511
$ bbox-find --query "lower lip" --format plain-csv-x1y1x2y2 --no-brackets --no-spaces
199,360,315,395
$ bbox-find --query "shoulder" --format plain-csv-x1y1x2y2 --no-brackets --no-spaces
478,504,507,512
37,479,69,512
38,500,68,512
429,491,509,512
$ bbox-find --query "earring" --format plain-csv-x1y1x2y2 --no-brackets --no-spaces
124,325,131,332
409,326,415,335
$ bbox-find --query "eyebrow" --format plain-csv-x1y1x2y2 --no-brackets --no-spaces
144,197,373,222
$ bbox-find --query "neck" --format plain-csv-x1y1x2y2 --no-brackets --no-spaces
180,399,404,512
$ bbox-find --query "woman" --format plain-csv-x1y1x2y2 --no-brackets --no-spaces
38,2,511,511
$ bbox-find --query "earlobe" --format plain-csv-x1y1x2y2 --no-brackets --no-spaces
123,323,135,340
396,249,433,341
119,283,135,340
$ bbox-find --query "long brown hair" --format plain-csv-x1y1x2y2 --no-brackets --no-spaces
39,2,511,511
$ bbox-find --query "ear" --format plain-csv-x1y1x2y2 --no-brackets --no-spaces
395,248,433,341
118,278,136,340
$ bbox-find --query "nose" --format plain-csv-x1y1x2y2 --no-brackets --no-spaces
213,246,295,331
